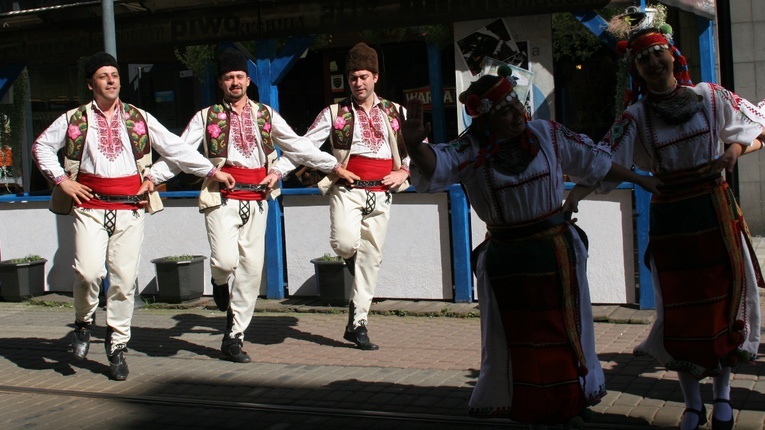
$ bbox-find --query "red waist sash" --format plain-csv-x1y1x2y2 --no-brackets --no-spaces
77,173,142,210
345,156,392,191
220,165,266,201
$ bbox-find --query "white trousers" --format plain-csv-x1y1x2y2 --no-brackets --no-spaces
328,186,391,330
72,207,144,352
205,199,267,339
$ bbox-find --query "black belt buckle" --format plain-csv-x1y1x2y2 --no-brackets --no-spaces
232,183,267,192
93,193,141,204
349,179,384,188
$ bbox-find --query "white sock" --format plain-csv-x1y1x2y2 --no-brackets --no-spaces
678,371,703,430
712,367,733,421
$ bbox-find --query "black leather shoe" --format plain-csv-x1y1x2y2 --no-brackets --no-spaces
343,326,379,350
108,347,129,381
221,336,251,363
70,324,91,361
211,278,230,312
712,399,734,430
681,404,708,430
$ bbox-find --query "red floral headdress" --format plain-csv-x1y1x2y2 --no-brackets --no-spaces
613,24,694,107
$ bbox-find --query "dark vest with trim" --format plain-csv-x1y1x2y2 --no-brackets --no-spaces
197,100,279,211
316,97,409,195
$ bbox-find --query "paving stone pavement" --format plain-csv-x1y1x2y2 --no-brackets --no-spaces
0,296,763,430
0,237,764,429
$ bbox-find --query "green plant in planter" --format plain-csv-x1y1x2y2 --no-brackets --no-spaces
310,254,351,306
150,255,207,303
317,253,342,262
161,254,197,262
8,254,45,264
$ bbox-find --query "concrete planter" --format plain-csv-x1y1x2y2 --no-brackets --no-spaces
151,255,207,303
0,258,47,302
310,257,352,306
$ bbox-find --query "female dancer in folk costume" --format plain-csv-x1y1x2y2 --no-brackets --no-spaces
598,23,765,430
401,67,661,429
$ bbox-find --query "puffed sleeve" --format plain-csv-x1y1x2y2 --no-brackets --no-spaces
269,109,338,176
147,111,215,181
32,113,69,182
595,111,643,192
708,83,765,146
410,136,475,193
553,122,612,187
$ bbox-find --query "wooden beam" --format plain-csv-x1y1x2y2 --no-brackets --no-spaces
0,0,610,63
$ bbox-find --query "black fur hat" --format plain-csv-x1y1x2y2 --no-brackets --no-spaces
84,51,119,78
218,49,249,77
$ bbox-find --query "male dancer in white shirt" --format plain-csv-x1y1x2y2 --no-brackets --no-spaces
33,51,235,380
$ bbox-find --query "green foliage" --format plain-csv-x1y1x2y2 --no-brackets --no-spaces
237,41,258,55
29,300,72,308
418,24,452,47
310,34,333,51
318,253,342,262
8,254,45,264
163,255,197,262
174,45,217,82
141,296,162,309
552,13,603,63
552,8,622,63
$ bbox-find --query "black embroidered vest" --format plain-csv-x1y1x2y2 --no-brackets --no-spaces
204,102,273,157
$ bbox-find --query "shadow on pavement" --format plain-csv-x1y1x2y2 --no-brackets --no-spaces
243,314,351,348
0,335,109,377
599,350,765,424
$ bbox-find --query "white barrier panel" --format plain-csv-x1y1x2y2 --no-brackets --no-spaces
283,192,453,300
470,188,635,304
0,189,633,303
0,198,214,296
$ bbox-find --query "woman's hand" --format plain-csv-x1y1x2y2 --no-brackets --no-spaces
711,143,746,174
636,175,663,195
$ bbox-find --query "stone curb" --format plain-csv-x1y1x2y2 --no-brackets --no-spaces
24,293,654,324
